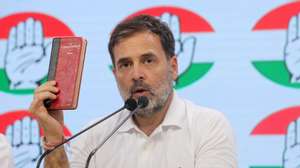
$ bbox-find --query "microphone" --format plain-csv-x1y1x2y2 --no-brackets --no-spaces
137,96,148,108
35,98,137,168
124,98,138,111
84,96,149,168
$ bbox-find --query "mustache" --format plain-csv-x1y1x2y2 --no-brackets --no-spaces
129,80,154,96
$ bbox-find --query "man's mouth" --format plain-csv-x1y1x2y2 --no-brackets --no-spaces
131,88,150,97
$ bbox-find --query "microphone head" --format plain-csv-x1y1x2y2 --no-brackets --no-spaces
137,96,149,108
124,98,137,111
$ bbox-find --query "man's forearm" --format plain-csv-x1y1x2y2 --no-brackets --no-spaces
44,146,69,168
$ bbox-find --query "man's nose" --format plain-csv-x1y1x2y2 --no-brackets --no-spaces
131,64,145,81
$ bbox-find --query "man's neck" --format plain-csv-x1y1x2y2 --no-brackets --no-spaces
133,93,174,136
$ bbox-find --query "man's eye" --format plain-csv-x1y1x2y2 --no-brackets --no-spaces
119,63,131,69
144,58,153,64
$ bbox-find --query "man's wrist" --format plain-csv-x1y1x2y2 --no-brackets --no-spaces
41,136,65,150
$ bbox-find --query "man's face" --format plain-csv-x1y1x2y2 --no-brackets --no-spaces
112,31,178,117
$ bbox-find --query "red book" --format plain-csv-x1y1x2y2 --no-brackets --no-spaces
46,37,87,110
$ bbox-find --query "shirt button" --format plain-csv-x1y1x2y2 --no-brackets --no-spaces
142,140,152,150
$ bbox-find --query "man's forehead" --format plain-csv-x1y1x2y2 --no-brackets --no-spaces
115,50,157,63
116,31,159,46
113,32,163,60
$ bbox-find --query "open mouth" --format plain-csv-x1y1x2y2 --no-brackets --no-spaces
132,88,149,97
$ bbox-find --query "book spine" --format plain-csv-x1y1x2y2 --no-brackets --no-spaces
48,38,60,80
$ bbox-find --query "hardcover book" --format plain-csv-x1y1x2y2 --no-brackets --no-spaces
46,37,87,110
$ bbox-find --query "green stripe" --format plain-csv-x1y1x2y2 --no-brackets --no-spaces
252,60,300,89
250,166,282,168
175,62,213,89
0,69,47,95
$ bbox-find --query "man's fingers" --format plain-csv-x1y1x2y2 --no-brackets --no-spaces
34,20,43,46
17,22,25,48
44,80,57,86
7,26,17,52
35,85,59,95
34,81,58,94
25,18,34,45
34,91,57,103
285,120,297,149
31,81,59,109
287,15,298,43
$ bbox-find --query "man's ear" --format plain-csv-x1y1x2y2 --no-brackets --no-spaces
170,56,178,81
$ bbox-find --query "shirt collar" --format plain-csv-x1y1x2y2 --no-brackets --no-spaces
116,109,137,133
117,91,186,133
160,91,185,129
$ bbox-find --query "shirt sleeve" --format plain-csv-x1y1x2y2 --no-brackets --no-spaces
0,134,15,168
194,111,238,168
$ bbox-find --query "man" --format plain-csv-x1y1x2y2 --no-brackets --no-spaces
29,15,237,168
0,133,14,168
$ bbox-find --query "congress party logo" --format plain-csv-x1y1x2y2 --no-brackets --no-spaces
0,12,74,95
125,6,214,89
252,1,300,88
0,110,72,168
251,106,300,168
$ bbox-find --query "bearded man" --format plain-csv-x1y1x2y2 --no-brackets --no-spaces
29,15,237,168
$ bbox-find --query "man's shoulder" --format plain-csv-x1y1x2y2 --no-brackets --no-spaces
179,97,231,131
182,98,225,120
181,97,235,143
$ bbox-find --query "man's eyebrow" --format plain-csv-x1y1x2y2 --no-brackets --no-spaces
140,52,156,59
116,57,131,65
116,52,157,65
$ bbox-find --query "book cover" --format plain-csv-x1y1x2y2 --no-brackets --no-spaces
46,37,87,110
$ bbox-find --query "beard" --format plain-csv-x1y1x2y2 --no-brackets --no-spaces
117,69,174,118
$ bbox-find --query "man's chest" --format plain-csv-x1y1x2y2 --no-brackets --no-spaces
93,131,195,168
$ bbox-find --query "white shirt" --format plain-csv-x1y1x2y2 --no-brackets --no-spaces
0,134,14,168
70,93,237,168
